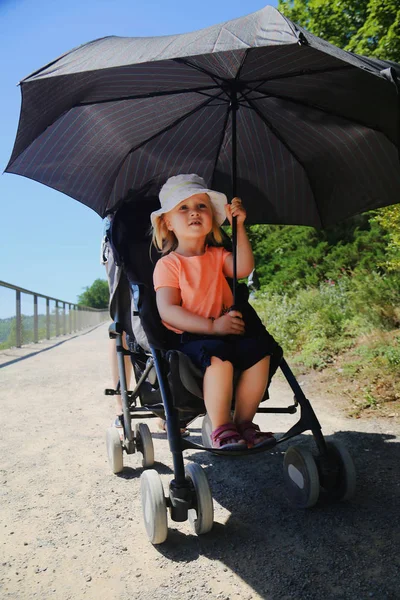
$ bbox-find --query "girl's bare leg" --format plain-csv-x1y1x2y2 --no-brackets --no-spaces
233,356,270,424
203,357,234,430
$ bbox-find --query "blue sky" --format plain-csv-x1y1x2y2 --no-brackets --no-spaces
0,0,277,317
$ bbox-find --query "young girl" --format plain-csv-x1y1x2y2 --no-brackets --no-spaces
151,174,275,450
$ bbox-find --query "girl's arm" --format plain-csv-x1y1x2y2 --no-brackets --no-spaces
223,198,254,279
156,287,245,335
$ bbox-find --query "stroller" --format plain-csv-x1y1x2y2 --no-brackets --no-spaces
103,191,356,545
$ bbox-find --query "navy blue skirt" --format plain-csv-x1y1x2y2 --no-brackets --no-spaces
178,332,271,373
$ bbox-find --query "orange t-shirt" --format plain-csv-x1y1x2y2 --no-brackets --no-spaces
153,246,234,333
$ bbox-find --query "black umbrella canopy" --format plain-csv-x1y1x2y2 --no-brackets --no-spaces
5,5,400,226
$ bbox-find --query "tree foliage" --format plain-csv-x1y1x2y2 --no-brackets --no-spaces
248,214,390,292
78,279,109,309
258,0,400,285
278,0,400,61
346,0,400,61
372,205,400,270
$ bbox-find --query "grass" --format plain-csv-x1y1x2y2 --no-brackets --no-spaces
251,272,400,419
317,330,400,418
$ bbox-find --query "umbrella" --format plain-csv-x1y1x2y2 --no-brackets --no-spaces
6,5,400,227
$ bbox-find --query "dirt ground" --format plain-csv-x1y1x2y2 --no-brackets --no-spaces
1,324,399,600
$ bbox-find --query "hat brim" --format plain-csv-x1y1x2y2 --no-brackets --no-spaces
150,188,227,228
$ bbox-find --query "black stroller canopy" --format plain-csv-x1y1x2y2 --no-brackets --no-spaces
6,5,400,225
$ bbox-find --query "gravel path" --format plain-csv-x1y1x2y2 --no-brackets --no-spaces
1,324,399,600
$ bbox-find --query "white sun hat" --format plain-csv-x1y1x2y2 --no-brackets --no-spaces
150,174,227,227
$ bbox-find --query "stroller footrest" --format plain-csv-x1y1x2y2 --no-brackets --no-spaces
104,388,136,398
104,388,119,396
257,406,297,414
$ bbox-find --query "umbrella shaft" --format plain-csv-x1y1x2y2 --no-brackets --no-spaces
231,90,238,306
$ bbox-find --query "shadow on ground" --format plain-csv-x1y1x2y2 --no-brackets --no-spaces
118,461,173,480
157,430,400,599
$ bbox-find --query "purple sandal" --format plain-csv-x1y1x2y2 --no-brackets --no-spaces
236,421,275,449
211,423,247,450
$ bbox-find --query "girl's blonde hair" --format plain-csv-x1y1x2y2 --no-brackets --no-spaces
151,206,223,255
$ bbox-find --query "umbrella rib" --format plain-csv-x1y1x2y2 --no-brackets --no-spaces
235,48,250,80
245,98,304,164
175,49,250,89
173,58,229,87
195,90,230,102
242,87,385,136
243,64,353,86
245,97,322,227
124,90,227,158
171,60,353,91
237,65,355,105
76,85,221,106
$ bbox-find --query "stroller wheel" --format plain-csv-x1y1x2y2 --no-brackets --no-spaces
283,446,320,508
135,423,155,468
140,470,168,544
201,414,213,448
185,463,214,535
322,441,356,502
106,427,123,474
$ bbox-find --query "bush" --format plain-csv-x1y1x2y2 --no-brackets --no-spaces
78,279,109,309
248,215,390,295
252,271,400,370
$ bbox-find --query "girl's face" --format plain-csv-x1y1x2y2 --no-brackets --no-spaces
164,193,213,240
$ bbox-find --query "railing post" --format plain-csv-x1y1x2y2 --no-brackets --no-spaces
46,298,50,339
56,300,59,337
63,302,66,335
34,294,38,343
69,303,72,334
16,290,22,348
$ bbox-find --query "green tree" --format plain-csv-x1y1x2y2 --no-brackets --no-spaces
275,0,400,274
278,0,400,61
248,215,389,291
372,205,400,270
78,279,109,309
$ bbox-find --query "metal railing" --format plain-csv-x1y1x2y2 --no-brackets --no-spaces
0,280,109,349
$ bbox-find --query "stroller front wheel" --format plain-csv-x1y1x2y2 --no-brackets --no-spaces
106,427,123,474
140,470,168,544
135,423,155,468
185,463,214,535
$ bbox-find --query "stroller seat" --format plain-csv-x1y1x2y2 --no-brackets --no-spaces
107,190,282,422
